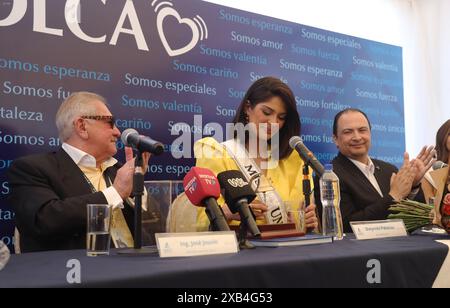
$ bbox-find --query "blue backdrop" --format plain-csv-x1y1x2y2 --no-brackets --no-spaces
0,0,405,249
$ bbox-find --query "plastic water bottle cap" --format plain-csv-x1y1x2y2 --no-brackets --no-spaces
325,164,333,171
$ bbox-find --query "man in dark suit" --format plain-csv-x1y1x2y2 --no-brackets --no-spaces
315,108,436,233
7,92,150,252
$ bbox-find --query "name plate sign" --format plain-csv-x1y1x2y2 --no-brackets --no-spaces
156,232,239,258
350,220,408,240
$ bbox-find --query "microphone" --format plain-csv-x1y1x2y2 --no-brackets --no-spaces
433,161,448,170
121,128,164,155
183,167,230,232
289,136,325,177
217,170,261,237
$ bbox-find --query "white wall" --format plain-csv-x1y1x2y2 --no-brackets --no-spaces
411,0,450,149
203,0,449,156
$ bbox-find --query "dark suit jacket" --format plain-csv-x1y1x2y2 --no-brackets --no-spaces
7,149,134,253
314,153,424,233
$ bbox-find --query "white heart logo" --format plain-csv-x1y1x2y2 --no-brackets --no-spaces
157,7,200,57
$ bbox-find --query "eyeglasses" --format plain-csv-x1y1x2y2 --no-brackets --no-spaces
81,115,116,129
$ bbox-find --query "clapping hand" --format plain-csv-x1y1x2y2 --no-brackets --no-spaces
411,146,436,187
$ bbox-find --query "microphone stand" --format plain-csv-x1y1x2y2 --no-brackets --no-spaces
303,164,311,208
119,151,157,255
208,203,255,249
238,221,256,249
133,151,144,249
300,164,312,235
238,201,258,249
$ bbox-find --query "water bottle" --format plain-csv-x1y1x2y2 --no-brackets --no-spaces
0,240,10,271
320,164,344,240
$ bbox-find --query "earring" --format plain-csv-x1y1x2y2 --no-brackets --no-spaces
244,113,249,125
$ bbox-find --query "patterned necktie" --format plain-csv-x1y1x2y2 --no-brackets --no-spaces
80,166,134,248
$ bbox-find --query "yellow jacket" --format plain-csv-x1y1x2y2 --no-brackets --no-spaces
194,137,313,231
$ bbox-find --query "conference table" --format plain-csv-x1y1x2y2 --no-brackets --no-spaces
0,234,449,288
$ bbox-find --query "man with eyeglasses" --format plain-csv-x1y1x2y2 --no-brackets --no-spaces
7,92,152,253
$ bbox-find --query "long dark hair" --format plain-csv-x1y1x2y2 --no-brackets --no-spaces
436,120,450,163
233,77,301,160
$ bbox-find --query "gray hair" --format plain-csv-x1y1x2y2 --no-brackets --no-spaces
56,92,107,141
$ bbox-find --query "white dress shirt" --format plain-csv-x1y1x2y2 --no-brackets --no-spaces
62,143,124,208
348,157,384,197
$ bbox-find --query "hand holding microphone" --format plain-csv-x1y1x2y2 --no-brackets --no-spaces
114,154,136,199
113,130,159,199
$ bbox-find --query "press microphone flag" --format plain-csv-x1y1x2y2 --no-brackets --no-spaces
289,136,325,177
217,170,261,237
121,128,164,155
183,167,230,232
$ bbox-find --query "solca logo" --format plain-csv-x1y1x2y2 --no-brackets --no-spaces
0,0,208,57
227,178,248,188
153,1,208,56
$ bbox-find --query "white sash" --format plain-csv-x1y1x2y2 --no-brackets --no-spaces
222,139,287,224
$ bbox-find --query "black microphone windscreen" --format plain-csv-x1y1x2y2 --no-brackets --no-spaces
289,136,302,149
121,128,138,146
217,170,256,213
120,128,164,155
289,136,325,177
